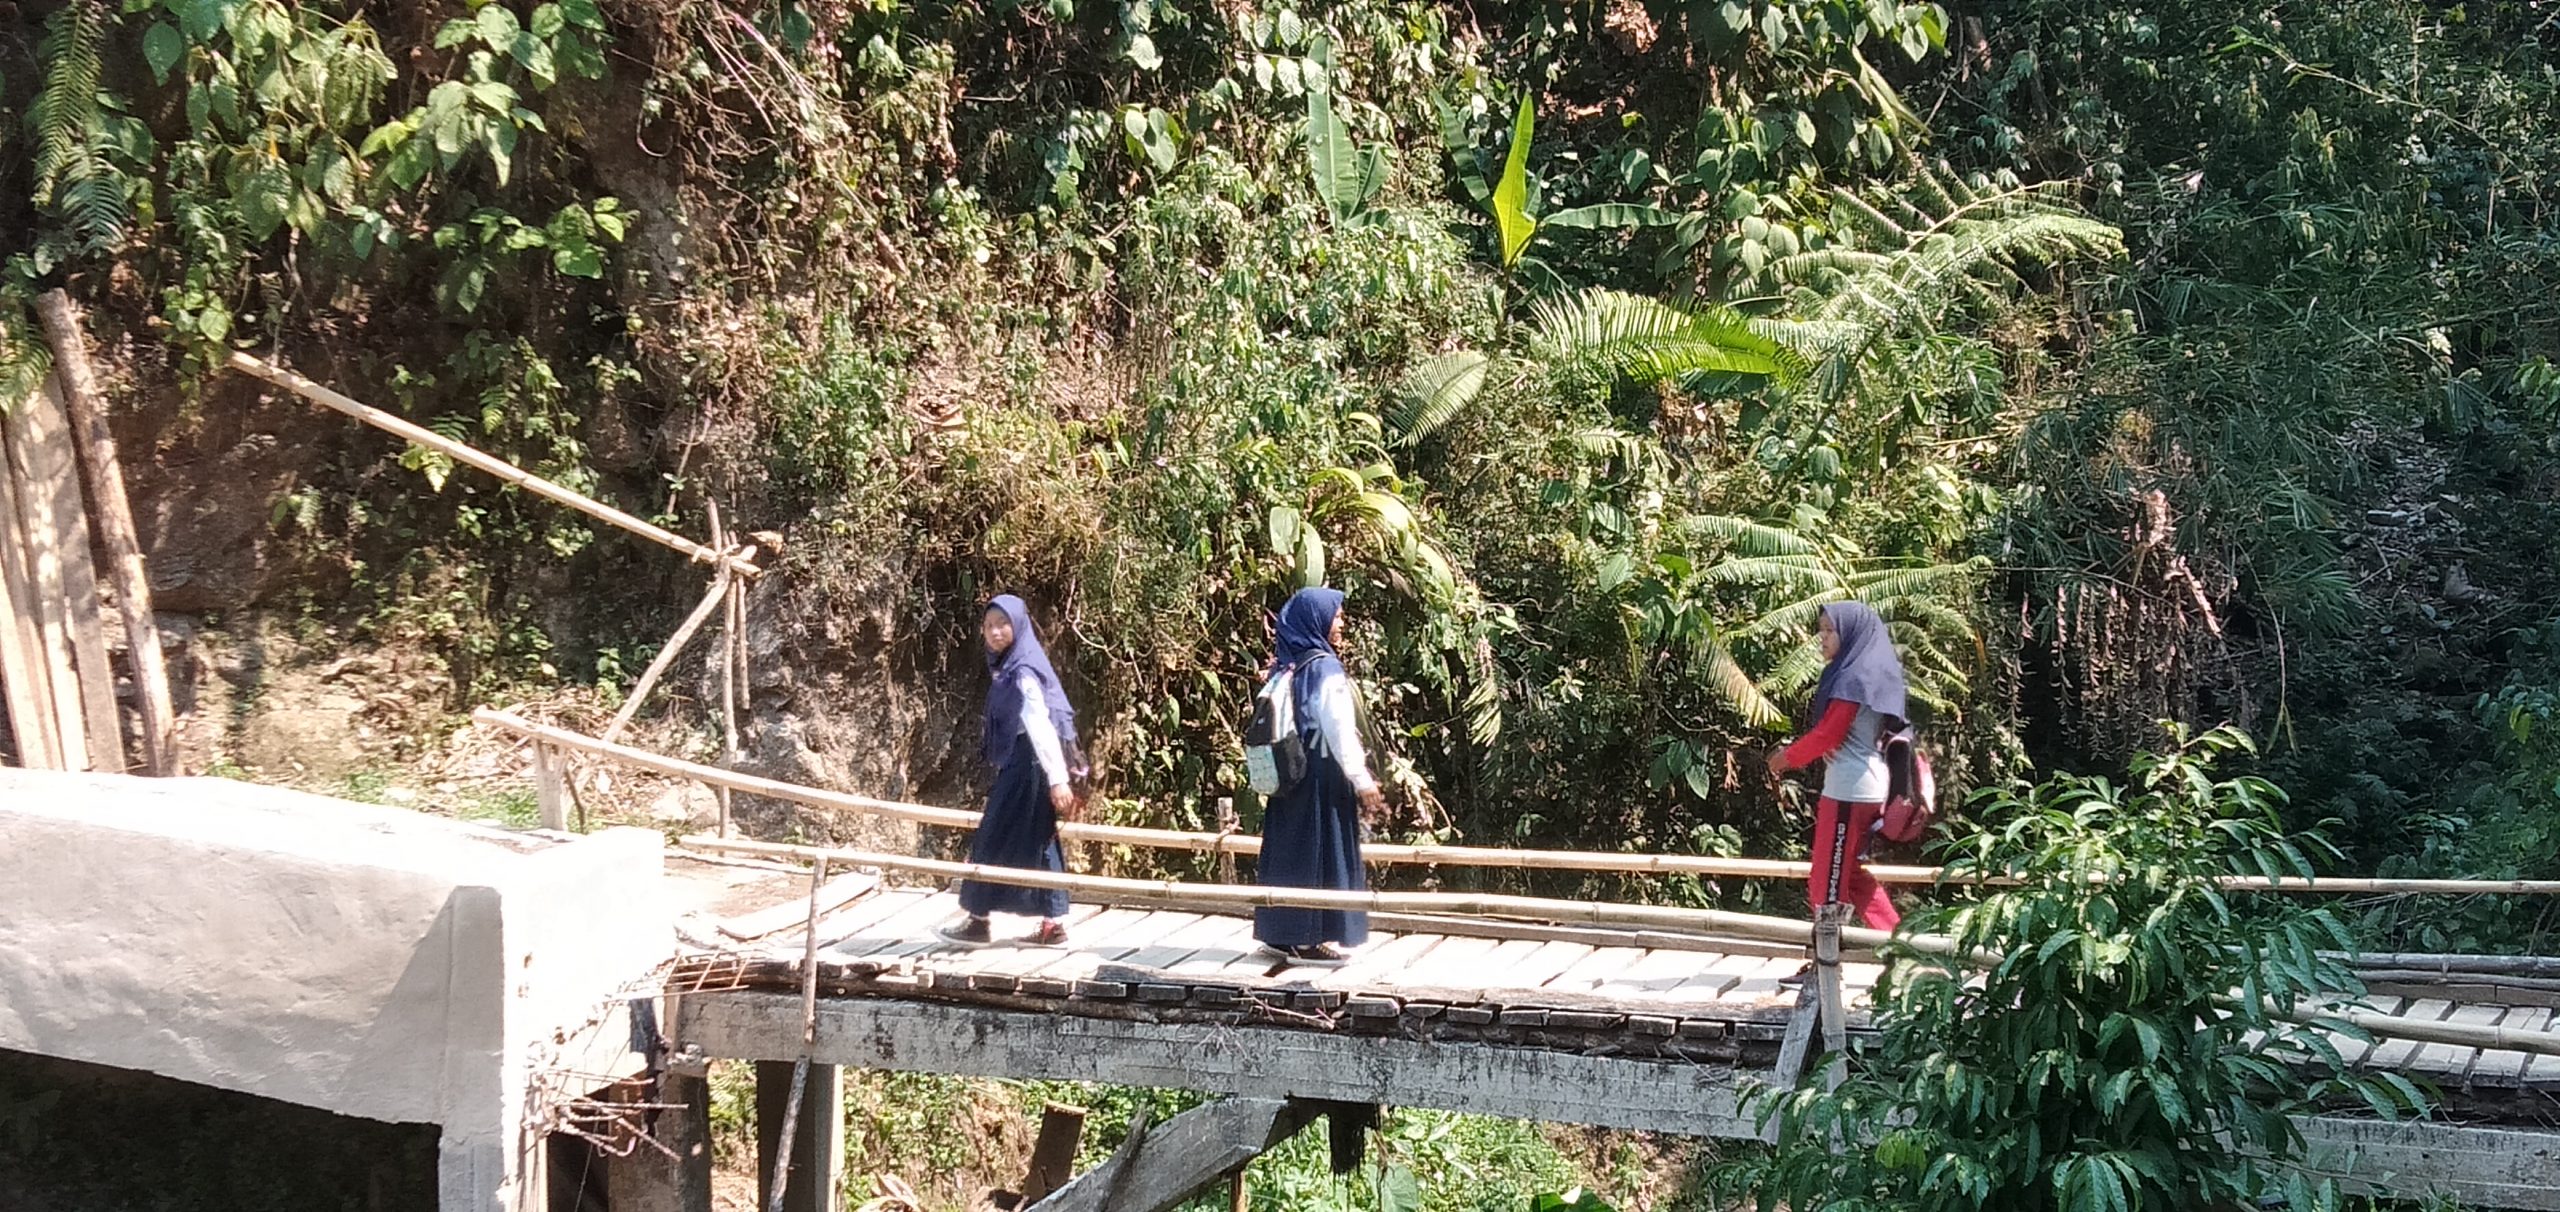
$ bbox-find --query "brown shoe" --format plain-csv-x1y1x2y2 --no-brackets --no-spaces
1025,919,1069,947
1285,944,1349,969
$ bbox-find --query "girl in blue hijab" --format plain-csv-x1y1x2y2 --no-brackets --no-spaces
939,594,1082,948
1766,601,1907,930
1251,586,1386,967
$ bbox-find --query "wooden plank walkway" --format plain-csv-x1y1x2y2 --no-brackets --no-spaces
676,883,2560,1105
672,881,2560,1211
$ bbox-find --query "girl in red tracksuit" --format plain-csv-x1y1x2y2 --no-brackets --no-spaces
1767,601,1906,931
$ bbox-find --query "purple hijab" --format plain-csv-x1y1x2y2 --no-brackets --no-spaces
1807,601,1907,727
982,594,1078,767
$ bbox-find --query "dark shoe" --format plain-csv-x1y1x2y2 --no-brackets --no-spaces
935,916,993,948
1024,919,1069,947
1776,962,1815,986
1285,944,1350,969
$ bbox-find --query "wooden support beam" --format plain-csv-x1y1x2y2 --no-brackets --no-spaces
1026,1098,1316,1212
226,352,759,579
5,377,121,765
683,992,1766,1140
36,291,174,774
680,993,2560,1210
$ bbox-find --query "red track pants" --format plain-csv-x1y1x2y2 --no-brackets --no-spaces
1810,796,1900,931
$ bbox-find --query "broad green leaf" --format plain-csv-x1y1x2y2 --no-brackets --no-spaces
1305,85,1355,223
236,162,294,241
143,22,185,85
1125,31,1160,70
552,238,602,277
1492,92,1537,267
1295,524,1325,588
475,4,520,46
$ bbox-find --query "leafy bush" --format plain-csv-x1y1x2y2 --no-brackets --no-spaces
1722,727,2424,1212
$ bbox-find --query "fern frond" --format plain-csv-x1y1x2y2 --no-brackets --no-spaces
1392,350,1492,448
32,1,107,204
1681,513,1822,556
1701,554,1833,588
1529,288,1810,386
1702,641,1786,730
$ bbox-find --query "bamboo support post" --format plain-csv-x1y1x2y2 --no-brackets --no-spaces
227,352,758,579
1214,797,1239,884
1814,903,1849,1059
762,858,831,1212
38,290,174,774
534,742,568,831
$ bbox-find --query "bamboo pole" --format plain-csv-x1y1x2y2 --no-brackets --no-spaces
226,352,759,579
678,833,1940,958
475,710,2560,898
37,291,174,774
474,708,1949,885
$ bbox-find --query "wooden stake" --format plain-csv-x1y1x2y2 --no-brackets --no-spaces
36,291,174,774
227,352,758,579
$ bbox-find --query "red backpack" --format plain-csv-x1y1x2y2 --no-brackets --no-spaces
1879,727,1937,844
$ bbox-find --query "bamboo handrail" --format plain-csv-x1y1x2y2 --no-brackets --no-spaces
677,833,1955,958
476,709,1955,883
476,710,2560,897
229,353,760,578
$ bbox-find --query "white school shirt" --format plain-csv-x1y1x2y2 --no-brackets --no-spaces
1014,671,1070,789
1303,664,1379,794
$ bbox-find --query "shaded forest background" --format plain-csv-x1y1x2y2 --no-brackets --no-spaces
4,0,2557,942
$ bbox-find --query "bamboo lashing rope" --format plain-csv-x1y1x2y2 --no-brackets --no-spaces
229,353,760,578
477,709,2560,896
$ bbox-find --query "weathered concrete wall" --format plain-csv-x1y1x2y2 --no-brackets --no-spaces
0,769,673,1212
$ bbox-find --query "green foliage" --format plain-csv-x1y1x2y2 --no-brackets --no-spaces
1306,84,1386,226
1723,727,2425,1211
30,0,150,260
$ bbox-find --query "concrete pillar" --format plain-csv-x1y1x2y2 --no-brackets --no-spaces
755,1060,844,1212
607,1071,712,1212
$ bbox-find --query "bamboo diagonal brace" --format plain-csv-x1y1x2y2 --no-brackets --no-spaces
227,352,759,578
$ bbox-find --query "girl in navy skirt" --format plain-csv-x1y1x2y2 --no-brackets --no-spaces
1252,587,1385,967
939,594,1082,948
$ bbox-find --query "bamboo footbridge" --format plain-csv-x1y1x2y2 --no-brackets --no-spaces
479,710,2560,1212
198,357,2560,1209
